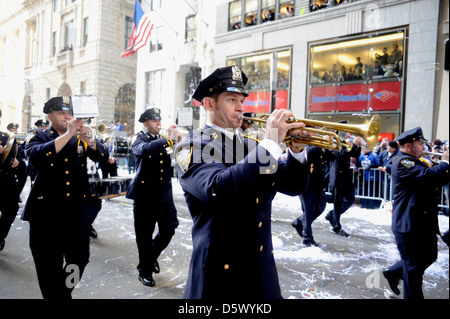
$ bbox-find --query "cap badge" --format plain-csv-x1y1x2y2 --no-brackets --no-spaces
63,96,70,104
154,108,160,114
232,66,243,82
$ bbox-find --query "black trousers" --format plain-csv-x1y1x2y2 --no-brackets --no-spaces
133,198,179,276
29,218,91,299
0,188,19,240
388,231,438,299
294,189,326,243
326,186,355,231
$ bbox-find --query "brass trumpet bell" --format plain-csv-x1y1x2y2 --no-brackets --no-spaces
238,113,381,151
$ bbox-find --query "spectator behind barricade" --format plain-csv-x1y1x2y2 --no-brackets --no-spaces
358,145,382,204
377,140,399,201
378,140,399,174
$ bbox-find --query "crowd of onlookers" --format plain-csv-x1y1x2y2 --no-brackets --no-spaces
311,44,403,84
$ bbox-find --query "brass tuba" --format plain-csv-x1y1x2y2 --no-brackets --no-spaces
238,114,381,151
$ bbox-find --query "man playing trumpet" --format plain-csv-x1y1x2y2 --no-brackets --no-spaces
22,96,109,299
174,65,311,299
126,107,180,287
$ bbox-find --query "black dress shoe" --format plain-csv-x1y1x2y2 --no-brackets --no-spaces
0,238,5,251
382,269,400,295
152,261,160,274
291,220,303,238
325,211,334,226
303,239,320,247
139,274,155,287
333,228,350,237
90,226,98,238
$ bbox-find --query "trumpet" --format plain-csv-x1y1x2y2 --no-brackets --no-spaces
422,151,444,164
238,113,381,151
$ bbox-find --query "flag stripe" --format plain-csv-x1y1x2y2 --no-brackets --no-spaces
121,0,153,57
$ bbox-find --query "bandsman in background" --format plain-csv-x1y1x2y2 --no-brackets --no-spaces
383,127,449,299
292,145,332,247
22,96,109,299
35,119,50,130
7,123,27,202
0,110,20,251
126,107,180,287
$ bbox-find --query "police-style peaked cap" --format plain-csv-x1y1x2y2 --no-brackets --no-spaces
395,127,426,145
139,107,162,123
43,96,72,114
193,65,249,102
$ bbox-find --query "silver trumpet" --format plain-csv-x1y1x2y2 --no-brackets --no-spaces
422,151,444,164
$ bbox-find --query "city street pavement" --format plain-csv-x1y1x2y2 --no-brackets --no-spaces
1,176,448,301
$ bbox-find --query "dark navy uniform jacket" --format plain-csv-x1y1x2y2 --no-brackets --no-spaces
22,127,109,223
0,131,18,210
391,152,449,234
328,143,361,188
126,131,174,202
304,146,331,190
175,125,308,299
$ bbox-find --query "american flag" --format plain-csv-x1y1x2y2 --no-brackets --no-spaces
121,0,153,57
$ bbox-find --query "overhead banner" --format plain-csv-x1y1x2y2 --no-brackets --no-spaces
309,81,401,113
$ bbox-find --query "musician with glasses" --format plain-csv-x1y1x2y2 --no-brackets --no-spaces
126,107,180,287
21,96,109,299
0,110,20,252
174,65,310,299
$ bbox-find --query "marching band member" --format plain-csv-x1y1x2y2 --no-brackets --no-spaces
174,65,310,299
22,96,109,299
383,127,449,299
126,107,180,287
0,110,20,251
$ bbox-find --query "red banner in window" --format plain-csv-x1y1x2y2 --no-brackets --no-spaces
309,81,401,112
243,90,288,113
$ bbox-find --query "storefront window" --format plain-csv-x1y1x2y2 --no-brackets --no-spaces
227,48,291,113
229,0,242,31
308,30,405,138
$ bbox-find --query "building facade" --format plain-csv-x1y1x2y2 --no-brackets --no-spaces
0,0,137,136
213,0,449,141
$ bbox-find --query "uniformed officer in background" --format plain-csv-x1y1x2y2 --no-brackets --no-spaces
325,129,363,237
175,65,310,299
126,107,180,287
35,119,50,130
383,127,449,299
0,110,20,251
6,123,27,202
292,145,331,247
22,96,109,299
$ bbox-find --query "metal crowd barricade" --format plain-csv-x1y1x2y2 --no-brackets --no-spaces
326,167,449,213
